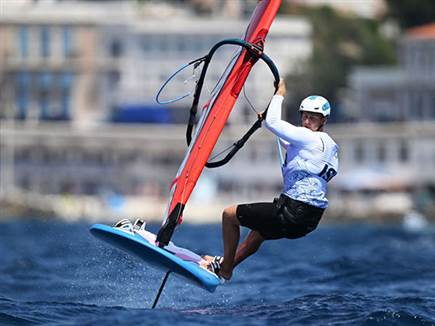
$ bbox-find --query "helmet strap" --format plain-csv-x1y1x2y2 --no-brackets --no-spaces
316,116,328,131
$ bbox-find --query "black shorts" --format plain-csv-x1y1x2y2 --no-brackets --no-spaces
236,195,325,240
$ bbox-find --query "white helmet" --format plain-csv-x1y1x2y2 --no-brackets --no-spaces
299,95,331,117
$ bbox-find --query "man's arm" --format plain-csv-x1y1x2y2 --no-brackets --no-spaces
264,95,319,148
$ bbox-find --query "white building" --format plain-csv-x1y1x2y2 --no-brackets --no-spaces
0,0,131,125
119,16,311,124
335,22,435,215
0,0,312,126
0,0,313,220
343,22,435,123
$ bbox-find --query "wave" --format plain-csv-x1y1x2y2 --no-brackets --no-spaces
181,294,435,325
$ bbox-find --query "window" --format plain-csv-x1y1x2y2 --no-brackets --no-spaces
18,25,29,58
177,36,187,53
410,92,423,120
108,71,120,88
191,34,201,52
142,35,151,52
377,140,386,163
19,176,31,191
39,92,49,119
40,72,51,89
432,94,435,118
159,35,168,52
15,72,31,119
354,140,364,164
61,72,74,119
63,25,74,58
110,39,123,58
38,72,51,119
399,140,408,163
61,90,71,120
61,72,74,89
40,26,51,58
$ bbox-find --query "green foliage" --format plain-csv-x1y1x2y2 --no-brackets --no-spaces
284,6,396,120
386,0,435,28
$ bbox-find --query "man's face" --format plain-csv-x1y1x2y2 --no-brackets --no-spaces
301,111,326,131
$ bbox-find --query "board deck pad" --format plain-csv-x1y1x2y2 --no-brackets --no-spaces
90,224,221,292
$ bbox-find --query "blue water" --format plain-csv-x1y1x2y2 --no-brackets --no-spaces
1,219,434,325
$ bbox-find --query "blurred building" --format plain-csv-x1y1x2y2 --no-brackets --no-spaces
0,122,283,221
343,22,435,123
0,0,311,126
1,1,433,222
288,0,387,19
0,0,311,221
333,22,435,218
0,0,130,125
119,16,310,124
332,121,435,187
177,0,387,19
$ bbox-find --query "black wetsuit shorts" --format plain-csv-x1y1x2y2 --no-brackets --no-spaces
236,194,325,240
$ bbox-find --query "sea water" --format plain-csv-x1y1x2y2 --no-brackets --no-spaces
1,219,434,325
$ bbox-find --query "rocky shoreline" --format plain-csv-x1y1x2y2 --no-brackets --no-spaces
1,192,433,225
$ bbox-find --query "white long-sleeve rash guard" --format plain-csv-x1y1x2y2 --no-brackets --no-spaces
264,95,339,208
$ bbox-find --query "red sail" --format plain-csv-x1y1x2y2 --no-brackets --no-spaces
161,0,281,232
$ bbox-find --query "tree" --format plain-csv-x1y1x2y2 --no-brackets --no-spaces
283,6,396,122
385,0,435,29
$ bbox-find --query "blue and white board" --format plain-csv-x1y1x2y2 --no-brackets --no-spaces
90,224,221,292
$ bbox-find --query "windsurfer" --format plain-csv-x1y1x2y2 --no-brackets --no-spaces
203,79,339,281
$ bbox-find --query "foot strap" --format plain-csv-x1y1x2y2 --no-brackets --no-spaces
208,256,223,274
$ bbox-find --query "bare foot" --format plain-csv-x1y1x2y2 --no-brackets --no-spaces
201,255,214,263
219,262,232,280
199,255,215,269
218,270,232,280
